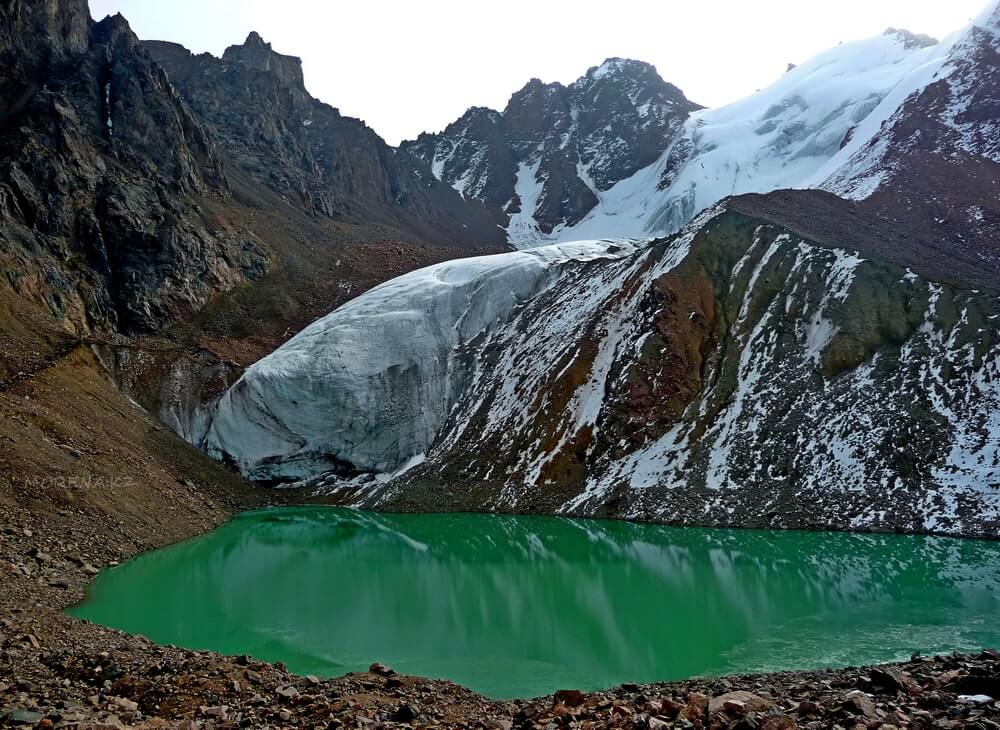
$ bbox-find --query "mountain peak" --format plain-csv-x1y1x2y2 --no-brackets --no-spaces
574,57,699,111
222,32,304,90
882,27,938,49
244,30,268,48
586,57,656,81
519,77,563,94
458,106,502,123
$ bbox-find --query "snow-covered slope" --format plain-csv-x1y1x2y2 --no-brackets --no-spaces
405,28,953,248
539,29,943,244
807,2,1000,282
561,5,1000,245
203,201,1000,536
816,2,1000,198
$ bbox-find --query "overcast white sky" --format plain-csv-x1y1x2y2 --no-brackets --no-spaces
88,0,986,145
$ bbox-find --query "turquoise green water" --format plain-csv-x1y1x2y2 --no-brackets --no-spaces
69,507,1000,699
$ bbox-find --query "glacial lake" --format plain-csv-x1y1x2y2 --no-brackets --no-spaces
69,507,1000,699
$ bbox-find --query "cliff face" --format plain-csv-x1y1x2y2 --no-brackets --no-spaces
144,36,506,247
0,2,269,335
203,195,1000,537
0,3,509,343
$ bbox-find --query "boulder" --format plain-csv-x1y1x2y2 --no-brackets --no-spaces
871,667,919,693
681,692,710,722
708,691,773,717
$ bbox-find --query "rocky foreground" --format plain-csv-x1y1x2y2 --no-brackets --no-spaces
2,505,999,729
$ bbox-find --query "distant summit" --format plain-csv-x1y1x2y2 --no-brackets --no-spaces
221,31,305,90
401,58,701,243
882,27,938,49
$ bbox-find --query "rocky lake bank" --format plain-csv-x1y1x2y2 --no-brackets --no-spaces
2,499,999,729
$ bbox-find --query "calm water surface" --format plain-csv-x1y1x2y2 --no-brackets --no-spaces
69,507,1000,698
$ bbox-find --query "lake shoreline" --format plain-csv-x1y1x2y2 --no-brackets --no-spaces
2,501,999,727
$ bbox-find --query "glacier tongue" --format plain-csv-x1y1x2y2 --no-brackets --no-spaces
204,240,644,481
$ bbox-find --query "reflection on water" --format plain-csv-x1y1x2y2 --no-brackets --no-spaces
70,508,1000,699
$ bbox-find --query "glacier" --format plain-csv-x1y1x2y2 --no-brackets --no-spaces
204,239,644,481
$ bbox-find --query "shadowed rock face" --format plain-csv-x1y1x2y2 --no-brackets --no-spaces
400,58,702,241
144,35,506,247
0,2,268,334
0,3,508,337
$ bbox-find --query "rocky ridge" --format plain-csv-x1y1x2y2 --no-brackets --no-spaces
0,1,506,347
401,59,701,244
144,34,505,247
0,0,509,509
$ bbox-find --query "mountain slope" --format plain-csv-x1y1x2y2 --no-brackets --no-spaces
401,59,702,246
203,195,1000,536
410,30,950,247
145,35,505,247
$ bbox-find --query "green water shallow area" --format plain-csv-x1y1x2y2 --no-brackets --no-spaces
69,507,1000,699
